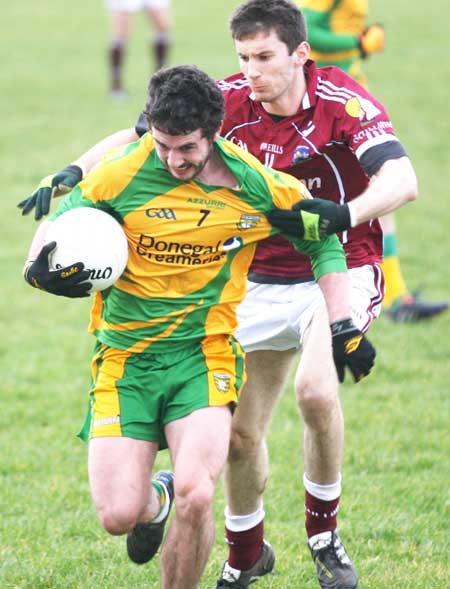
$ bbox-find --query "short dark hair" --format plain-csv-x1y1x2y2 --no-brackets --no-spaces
144,65,224,140
230,0,307,54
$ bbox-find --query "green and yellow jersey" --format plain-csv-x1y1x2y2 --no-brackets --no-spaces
298,0,368,84
53,133,346,354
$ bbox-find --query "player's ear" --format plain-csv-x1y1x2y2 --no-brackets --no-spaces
294,41,310,66
214,124,223,141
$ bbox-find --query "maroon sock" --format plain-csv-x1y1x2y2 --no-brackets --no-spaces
305,490,340,538
225,520,264,570
109,43,124,90
153,40,168,70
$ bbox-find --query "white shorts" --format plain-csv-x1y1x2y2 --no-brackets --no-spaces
106,0,169,12
235,264,384,352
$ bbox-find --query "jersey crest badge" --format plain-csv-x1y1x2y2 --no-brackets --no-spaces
213,372,231,393
237,214,261,230
292,145,312,165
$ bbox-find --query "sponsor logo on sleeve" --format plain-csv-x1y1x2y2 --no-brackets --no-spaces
345,97,381,124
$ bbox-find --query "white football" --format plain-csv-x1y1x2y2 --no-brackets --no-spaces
44,207,128,292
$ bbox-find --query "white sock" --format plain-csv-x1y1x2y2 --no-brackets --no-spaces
303,473,342,501
224,504,265,532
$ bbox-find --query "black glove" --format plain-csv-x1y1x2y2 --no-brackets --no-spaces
331,318,376,383
267,199,351,240
24,241,92,298
18,165,83,220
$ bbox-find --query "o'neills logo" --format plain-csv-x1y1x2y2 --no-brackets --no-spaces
137,234,224,265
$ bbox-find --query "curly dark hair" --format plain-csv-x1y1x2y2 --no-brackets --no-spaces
144,65,224,140
230,0,307,54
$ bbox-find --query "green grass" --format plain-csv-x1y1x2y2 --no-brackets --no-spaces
1,0,449,587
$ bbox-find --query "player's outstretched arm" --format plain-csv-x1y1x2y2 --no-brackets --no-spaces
285,233,375,383
23,221,91,298
18,128,138,220
318,271,376,383
268,157,418,237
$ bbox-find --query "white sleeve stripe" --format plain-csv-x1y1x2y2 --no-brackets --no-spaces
316,90,347,105
217,78,249,91
317,83,357,102
355,134,399,159
318,77,365,101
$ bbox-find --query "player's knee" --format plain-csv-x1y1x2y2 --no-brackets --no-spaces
97,502,140,535
228,423,263,463
175,477,215,523
296,375,338,431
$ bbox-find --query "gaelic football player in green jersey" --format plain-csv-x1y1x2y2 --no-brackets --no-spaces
23,65,375,589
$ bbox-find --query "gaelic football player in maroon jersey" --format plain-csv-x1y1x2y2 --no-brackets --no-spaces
19,1,422,587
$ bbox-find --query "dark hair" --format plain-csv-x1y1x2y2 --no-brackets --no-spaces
230,0,307,54
144,65,224,140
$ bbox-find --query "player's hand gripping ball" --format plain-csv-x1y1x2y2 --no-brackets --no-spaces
43,207,129,292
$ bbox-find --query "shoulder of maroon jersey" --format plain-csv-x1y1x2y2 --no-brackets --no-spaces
311,63,388,123
217,72,251,99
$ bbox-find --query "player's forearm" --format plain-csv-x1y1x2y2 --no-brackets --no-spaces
348,157,418,224
317,272,351,323
72,128,139,176
305,235,347,279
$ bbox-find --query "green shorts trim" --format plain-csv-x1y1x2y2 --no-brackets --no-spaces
78,334,245,449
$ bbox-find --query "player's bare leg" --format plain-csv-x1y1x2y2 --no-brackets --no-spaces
146,5,171,70
216,350,295,586
295,305,342,485
226,349,296,514
161,406,232,589
295,305,357,589
88,437,160,535
108,10,132,99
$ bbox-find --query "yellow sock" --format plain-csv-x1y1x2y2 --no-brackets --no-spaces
381,256,409,308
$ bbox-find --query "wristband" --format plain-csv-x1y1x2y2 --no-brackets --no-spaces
347,202,358,228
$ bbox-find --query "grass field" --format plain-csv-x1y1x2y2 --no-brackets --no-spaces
1,1,449,587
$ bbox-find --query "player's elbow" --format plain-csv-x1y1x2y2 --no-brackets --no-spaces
399,159,419,204
403,169,419,203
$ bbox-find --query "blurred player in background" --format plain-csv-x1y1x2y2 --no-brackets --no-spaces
22,64,368,589
297,0,448,321
106,0,171,99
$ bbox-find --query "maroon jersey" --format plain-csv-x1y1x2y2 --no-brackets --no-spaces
218,61,400,282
